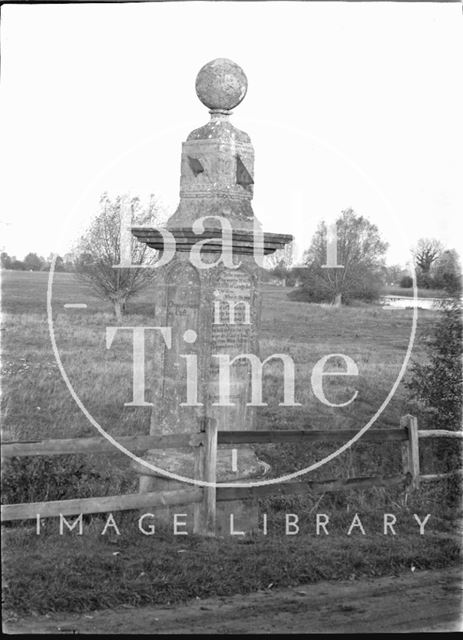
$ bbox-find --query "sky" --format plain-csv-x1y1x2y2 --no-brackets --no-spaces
1,1,462,266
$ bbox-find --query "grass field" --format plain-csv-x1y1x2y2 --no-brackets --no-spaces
1,270,459,615
2,271,431,481
2,271,430,440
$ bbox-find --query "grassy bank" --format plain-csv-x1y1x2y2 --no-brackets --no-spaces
3,506,459,615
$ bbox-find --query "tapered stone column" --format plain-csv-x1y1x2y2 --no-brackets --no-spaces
131,59,292,535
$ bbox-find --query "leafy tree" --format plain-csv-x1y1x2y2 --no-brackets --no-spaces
431,249,461,295
23,252,44,271
400,275,413,288
291,209,388,305
407,301,462,430
10,258,24,270
55,256,65,272
406,300,462,503
75,193,162,320
1,252,12,269
384,264,406,287
62,253,76,272
41,255,65,272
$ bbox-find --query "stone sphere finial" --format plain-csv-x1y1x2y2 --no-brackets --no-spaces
195,58,248,115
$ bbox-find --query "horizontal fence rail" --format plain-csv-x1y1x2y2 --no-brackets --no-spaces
219,428,408,444
1,489,204,522
1,476,407,523
217,474,407,502
1,433,205,458
417,430,463,439
420,470,463,482
1,428,409,458
2,417,461,529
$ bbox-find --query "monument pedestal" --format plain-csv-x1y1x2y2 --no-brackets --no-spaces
138,482,259,537
131,58,292,536
134,446,268,535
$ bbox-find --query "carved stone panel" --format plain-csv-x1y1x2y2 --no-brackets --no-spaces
160,260,201,433
209,266,256,431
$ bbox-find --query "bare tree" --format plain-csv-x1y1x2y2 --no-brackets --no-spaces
264,241,294,271
263,241,295,284
413,238,443,274
75,193,162,321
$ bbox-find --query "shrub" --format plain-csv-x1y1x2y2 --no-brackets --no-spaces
1,454,136,508
1,456,102,506
416,271,434,289
405,300,462,504
399,275,413,288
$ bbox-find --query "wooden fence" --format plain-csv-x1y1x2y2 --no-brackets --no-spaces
2,415,462,535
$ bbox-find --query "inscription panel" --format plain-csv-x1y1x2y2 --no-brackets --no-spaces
210,268,256,431
211,268,253,354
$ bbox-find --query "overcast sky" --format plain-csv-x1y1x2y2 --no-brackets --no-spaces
1,2,462,265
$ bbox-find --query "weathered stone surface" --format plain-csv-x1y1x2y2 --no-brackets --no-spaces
131,226,293,254
168,116,256,231
131,446,269,481
132,59,292,535
187,118,251,144
195,58,247,113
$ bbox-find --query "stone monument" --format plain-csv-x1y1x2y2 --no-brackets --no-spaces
131,58,292,535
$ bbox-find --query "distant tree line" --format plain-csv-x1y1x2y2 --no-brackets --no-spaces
3,197,460,312
266,222,461,302
1,252,75,272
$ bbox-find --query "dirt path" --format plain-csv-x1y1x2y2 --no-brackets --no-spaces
4,567,462,634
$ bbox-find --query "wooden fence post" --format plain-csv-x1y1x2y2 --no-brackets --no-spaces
401,414,420,490
193,417,218,536
193,418,205,534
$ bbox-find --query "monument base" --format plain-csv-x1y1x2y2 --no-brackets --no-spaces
136,446,267,536
138,476,259,536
